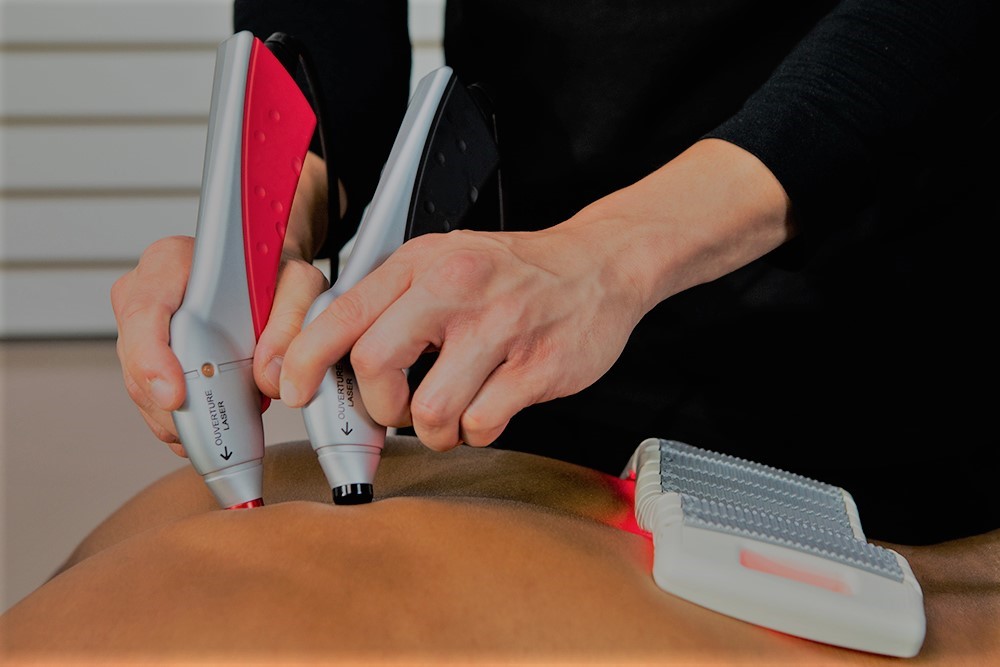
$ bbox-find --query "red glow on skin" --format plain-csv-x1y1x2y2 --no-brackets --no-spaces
227,498,265,510
604,475,654,572
739,549,851,595
605,475,649,537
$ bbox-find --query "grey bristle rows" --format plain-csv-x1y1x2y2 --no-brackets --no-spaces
658,440,904,582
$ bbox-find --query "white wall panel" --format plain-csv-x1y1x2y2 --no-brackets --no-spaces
410,0,446,45
0,0,446,339
0,0,233,45
0,197,199,262
2,125,207,190
1,51,217,117
0,266,127,337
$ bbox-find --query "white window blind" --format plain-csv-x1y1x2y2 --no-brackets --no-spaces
0,0,445,338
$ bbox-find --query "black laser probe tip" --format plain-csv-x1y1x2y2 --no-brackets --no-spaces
333,483,374,505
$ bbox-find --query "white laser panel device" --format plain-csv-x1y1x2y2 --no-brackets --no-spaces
628,437,926,658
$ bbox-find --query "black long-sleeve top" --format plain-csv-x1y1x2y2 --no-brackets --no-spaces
234,0,998,544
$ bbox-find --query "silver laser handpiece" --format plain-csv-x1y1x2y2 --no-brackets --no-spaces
169,31,315,508
302,65,503,504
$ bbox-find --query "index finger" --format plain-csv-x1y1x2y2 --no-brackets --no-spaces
280,257,414,407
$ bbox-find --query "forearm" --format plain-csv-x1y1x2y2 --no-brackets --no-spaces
561,138,793,317
281,150,328,262
707,0,994,234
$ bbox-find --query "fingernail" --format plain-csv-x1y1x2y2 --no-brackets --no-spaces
264,356,283,391
280,378,301,406
149,378,175,410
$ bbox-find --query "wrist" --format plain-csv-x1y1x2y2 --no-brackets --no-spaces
567,138,793,315
285,150,331,261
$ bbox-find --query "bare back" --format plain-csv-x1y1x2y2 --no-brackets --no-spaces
1,437,997,666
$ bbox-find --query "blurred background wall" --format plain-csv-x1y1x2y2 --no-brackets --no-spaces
0,0,445,613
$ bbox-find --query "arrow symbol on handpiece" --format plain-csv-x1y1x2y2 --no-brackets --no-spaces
221,447,233,460
341,422,353,436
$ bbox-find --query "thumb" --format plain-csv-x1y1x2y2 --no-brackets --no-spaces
253,256,330,398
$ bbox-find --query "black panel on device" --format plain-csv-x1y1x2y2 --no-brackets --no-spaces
406,74,504,239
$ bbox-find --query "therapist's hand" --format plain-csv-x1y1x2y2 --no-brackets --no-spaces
279,139,794,452
279,223,648,451
111,235,194,455
110,241,328,457
110,152,336,456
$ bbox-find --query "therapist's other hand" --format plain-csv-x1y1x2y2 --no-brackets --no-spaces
111,151,333,457
110,238,327,457
278,140,794,453
111,235,193,455
279,223,647,451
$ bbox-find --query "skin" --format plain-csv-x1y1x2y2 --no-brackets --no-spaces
110,138,791,456
1,436,997,666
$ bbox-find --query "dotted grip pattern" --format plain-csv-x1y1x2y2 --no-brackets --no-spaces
241,38,317,342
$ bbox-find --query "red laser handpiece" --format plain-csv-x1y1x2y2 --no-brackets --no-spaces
168,31,315,509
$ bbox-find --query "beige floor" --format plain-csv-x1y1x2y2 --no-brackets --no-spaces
0,338,309,613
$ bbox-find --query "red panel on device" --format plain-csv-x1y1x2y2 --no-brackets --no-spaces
739,548,851,595
241,38,317,342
